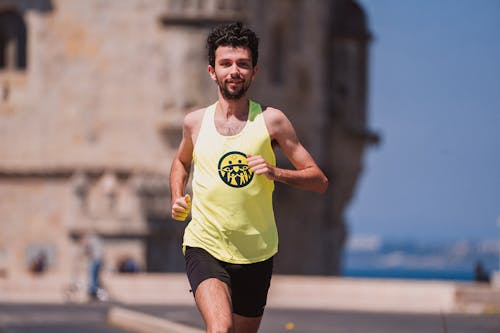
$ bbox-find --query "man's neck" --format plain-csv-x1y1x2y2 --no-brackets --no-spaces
217,95,249,120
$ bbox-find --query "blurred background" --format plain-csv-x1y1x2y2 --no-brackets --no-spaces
345,0,500,281
0,0,498,289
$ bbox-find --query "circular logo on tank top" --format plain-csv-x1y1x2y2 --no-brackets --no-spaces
218,151,254,188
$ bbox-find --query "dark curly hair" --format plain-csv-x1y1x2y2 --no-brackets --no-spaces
207,22,259,67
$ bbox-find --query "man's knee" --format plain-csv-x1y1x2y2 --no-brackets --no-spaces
207,322,234,333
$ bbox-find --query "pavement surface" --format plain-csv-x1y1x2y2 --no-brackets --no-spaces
0,302,127,333
2,302,500,333
130,304,500,333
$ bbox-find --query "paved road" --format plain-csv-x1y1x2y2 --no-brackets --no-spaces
1,302,499,333
132,304,500,333
0,303,127,333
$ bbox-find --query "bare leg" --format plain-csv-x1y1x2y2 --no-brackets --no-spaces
195,278,234,333
233,313,262,333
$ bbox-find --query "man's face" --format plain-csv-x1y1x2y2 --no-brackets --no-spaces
208,46,258,100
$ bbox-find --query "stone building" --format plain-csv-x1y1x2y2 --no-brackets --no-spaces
0,0,377,279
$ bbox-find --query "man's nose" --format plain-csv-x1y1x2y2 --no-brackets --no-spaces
229,64,241,75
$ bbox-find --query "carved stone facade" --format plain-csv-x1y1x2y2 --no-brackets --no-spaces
0,0,377,278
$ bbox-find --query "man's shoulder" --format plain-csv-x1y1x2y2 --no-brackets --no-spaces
261,105,288,124
260,105,292,140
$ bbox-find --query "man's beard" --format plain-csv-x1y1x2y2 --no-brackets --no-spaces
216,75,251,100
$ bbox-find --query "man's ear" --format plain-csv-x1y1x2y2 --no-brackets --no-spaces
208,65,217,81
252,65,259,79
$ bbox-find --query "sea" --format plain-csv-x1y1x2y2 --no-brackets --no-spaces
342,236,500,282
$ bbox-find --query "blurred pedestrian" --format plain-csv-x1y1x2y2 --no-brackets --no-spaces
474,260,490,283
30,250,48,274
118,255,139,273
83,231,105,300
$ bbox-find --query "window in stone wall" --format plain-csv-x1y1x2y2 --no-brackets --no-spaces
0,10,27,71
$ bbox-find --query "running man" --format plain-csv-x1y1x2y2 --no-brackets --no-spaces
170,22,328,333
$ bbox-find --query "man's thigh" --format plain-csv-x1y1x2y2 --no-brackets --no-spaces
184,246,231,294
226,257,273,317
184,247,273,317
195,278,233,331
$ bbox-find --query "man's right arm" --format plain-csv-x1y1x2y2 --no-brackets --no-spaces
169,112,198,221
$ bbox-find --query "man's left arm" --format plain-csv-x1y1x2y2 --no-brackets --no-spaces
247,108,328,193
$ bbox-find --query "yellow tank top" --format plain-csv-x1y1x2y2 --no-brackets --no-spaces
183,100,278,264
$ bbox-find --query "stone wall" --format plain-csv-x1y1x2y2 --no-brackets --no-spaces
0,0,376,278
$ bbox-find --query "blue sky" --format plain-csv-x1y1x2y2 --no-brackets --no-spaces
349,0,500,242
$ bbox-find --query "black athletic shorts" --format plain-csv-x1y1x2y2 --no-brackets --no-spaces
184,246,273,317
